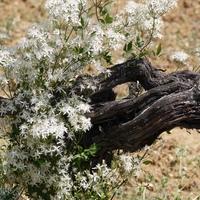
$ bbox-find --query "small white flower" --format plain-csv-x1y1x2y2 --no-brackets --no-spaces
120,154,133,172
45,0,86,26
0,34,9,40
89,25,104,55
134,170,141,178
76,103,90,113
170,51,190,65
144,145,151,151
146,0,178,17
17,37,32,49
195,47,200,53
91,60,104,73
105,28,125,50
133,157,140,166
29,116,67,139
79,175,90,189
0,47,16,68
19,124,29,135
123,1,147,27
35,44,54,60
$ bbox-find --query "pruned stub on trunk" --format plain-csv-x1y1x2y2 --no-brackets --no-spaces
77,58,200,165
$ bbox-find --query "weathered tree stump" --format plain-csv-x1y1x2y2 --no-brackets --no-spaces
77,58,200,165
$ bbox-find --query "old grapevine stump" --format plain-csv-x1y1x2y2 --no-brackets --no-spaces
77,58,200,165
1,58,200,166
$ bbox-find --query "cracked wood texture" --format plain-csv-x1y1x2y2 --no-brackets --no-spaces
78,58,200,165
1,58,199,166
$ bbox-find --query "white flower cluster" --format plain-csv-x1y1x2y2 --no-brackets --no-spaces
0,34,9,40
146,0,178,17
75,162,119,197
45,0,86,26
170,51,190,65
120,154,141,176
1,91,92,199
0,46,16,69
59,100,92,134
116,0,177,41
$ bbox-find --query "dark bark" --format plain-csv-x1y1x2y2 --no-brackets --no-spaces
77,58,200,165
1,57,200,165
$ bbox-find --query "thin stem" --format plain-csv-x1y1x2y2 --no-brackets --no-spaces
8,80,14,98
17,187,25,200
140,16,156,52
95,0,100,22
110,178,127,200
142,186,146,200
52,26,74,75
139,148,150,163
1,86,10,98
65,26,74,43
93,0,102,23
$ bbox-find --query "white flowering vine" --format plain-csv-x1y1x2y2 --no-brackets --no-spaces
0,0,179,199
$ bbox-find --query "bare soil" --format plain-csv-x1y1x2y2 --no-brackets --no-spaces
0,0,200,199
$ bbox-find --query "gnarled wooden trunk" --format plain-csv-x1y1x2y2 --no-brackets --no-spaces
78,58,200,165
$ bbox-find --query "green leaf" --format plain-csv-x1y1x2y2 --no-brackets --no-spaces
79,47,84,54
152,50,156,57
127,41,133,52
123,44,127,52
99,18,105,24
84,144,100,157
131,52,138,58
103,52,112,64
143,160,153,165
138,50,149,59
99,7,107,16
78,145,83,153
74,46,84,54
135,35,144,48
105,14,113,24
88,13,95,18
156,43,162,56
80,17,85,27
90,31,96,37
123,41,133,53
